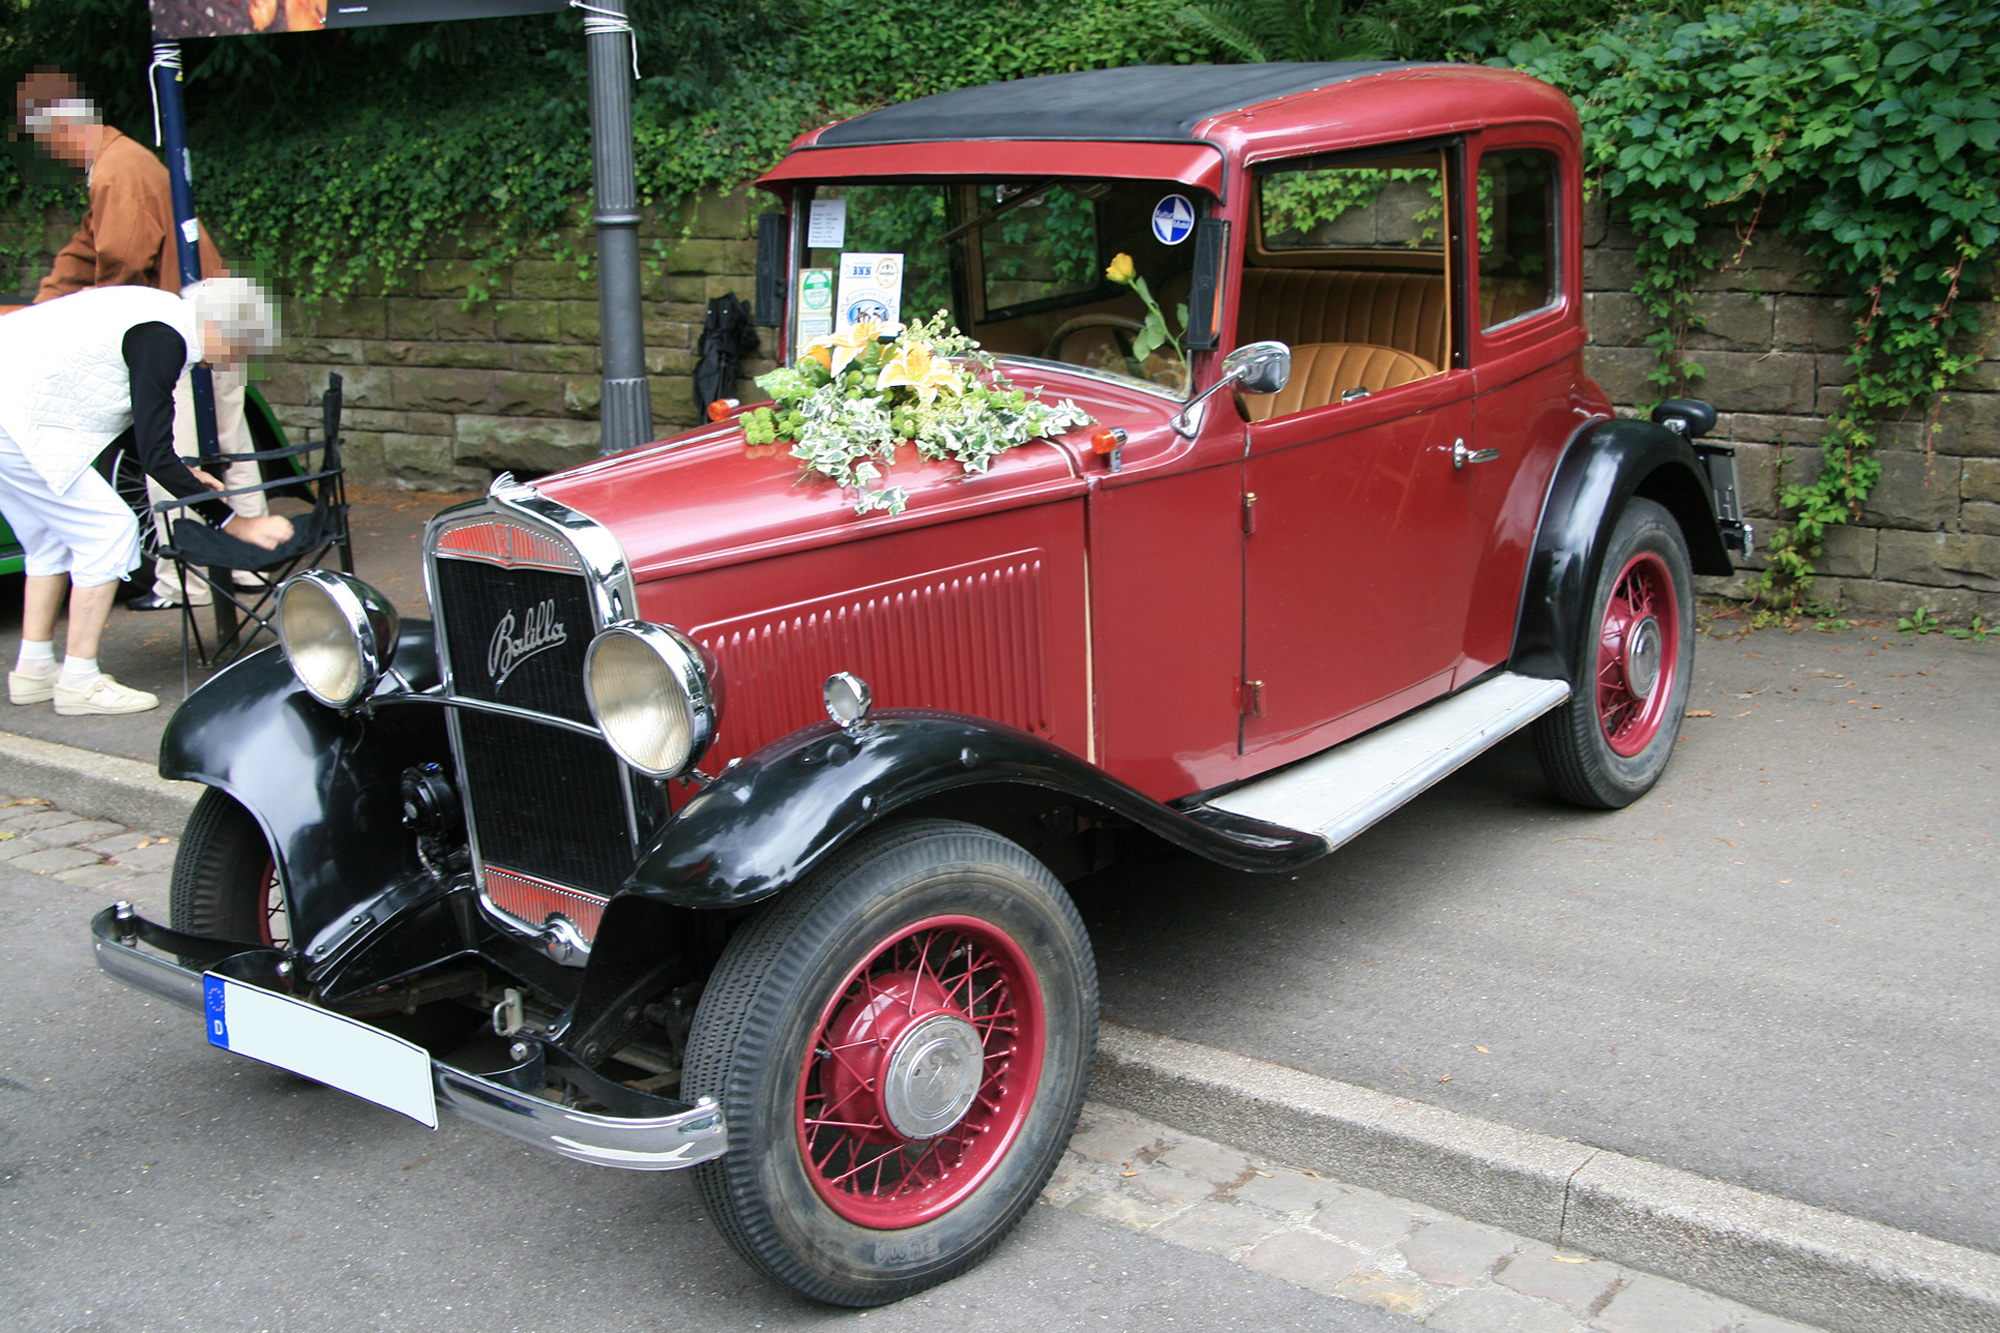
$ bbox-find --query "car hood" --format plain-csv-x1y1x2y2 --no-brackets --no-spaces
536,364,1177,581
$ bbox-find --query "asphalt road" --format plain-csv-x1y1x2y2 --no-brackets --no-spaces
0,864,1413,1333
1073,626,1999,1255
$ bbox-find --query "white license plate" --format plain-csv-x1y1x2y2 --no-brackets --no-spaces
204,974,439,1128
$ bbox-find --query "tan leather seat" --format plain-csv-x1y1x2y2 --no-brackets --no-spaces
1237,269,1450,369
1240,342,1439,421
1479,277,1547,329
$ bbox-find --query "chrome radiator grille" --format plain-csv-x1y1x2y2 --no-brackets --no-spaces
430,513,636,925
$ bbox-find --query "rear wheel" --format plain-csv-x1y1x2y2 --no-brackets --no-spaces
1533,498,1694,809
683,819,1097,1306
170,788,289,949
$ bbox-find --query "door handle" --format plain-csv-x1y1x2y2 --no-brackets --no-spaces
1452,439,1499,469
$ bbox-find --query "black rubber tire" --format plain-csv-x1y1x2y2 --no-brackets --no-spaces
1533,497,1695,809
170,788,286,948
682,819,1097,1307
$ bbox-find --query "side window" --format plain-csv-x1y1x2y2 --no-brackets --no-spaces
1257,157,1446,253
1240,149,1451,420
1476,150,1558,330
979,186,1099,315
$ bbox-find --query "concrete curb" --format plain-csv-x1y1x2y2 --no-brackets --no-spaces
1091,1023,2000,1333
0,731,199,835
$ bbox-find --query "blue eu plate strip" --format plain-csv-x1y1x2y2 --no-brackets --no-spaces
204,974,229,1048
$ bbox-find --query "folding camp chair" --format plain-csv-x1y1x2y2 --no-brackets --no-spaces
152,373,352,680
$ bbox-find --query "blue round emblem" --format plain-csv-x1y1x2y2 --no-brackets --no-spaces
1151,194,1196,246
845,297,891,325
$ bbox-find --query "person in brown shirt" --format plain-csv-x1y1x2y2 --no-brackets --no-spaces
16,68,270,610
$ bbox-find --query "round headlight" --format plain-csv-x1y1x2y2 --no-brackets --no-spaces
278,571,399,709
583,623,718,778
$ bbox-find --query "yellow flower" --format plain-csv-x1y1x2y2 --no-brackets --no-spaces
805,319,890,375
1105,253,1136,285
876,340,964,405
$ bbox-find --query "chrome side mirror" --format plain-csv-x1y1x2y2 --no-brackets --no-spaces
1173,340,1292,437
1223,340,1291,395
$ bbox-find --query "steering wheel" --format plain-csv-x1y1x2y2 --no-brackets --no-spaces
1041,313,1145,363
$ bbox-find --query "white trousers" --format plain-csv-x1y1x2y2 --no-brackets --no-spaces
0,421,142,588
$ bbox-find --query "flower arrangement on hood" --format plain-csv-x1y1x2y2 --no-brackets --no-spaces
741,313,1095,516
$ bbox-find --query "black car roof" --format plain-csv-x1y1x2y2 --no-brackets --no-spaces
813,62,1433,147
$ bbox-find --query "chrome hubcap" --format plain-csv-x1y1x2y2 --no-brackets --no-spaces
1625,615,1663,700
881,1014,984,1140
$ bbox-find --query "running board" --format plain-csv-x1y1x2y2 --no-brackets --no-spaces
1201,673,1571,852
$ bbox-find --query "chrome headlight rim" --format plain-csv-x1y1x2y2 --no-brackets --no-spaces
277,571,399,710
583,621,719,779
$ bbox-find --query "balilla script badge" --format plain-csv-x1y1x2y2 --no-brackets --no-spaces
487,601,568,687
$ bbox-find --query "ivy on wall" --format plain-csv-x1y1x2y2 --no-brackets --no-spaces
2,0,1213,303
6,0,1993,612
1505,0,1998,609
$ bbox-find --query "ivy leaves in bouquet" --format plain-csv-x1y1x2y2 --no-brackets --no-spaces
741,313,1095,516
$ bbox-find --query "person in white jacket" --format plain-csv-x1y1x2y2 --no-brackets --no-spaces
0,280,293,715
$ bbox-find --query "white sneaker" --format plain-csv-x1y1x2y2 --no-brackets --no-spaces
7,668,56,705
53,673,160,716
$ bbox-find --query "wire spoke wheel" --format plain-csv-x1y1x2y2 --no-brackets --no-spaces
1535,498,1694,809
684,820,1096,1307
1595,551,1679,757
799,915,1042,1227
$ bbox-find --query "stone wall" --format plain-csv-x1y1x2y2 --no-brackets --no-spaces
5,189,1995,619
260,188,779,490
1578,200,2000,623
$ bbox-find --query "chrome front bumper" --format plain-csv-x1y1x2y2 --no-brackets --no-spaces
89,904,725,1172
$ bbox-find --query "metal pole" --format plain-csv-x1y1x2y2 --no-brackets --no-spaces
581,1,652,456
149,40,220,463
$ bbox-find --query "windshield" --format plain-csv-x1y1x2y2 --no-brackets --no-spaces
795,179,1205,396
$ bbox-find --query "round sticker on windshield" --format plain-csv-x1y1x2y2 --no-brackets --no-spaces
1151,194,1196,246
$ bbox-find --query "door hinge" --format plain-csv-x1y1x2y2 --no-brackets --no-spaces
1242,679,1265,718
1242,491,1258,535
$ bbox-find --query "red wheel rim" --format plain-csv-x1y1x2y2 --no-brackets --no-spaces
796,914,1044,1228
1596,551,1679,757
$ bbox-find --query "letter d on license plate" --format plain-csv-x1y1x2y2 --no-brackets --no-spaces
204,974,439,1128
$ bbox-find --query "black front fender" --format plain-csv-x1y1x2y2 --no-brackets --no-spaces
1510,416,1733,682
617,710,1323,914
160,624,449,949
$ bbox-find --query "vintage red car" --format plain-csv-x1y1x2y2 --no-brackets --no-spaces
91,61,1746,1306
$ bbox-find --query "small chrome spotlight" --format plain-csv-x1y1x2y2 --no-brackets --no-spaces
824,672,873,729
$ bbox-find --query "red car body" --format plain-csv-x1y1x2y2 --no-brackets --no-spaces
95,63,1743,1309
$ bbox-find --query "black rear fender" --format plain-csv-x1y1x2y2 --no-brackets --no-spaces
1510,416,1732,681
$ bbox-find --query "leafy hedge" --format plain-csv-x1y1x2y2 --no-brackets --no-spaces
6,0,1992,606
1507,0,1997,608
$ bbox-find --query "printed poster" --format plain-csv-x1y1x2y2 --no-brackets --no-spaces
835,253,903,333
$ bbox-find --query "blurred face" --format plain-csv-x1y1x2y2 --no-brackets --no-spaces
30,117,98,166
200,320,250,368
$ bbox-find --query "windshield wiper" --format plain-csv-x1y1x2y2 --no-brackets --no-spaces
936,178,1062,246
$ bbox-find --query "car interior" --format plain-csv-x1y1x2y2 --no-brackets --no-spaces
791,146,1555,417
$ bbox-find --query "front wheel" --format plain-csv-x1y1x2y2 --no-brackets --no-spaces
170,788,290,949
1533,497,1695,809
683,819,1097,1306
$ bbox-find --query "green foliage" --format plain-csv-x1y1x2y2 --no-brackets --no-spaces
1897,604,1942,634
1503,0,1998,609
1174,0,1392,62
1948,614,1990,641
